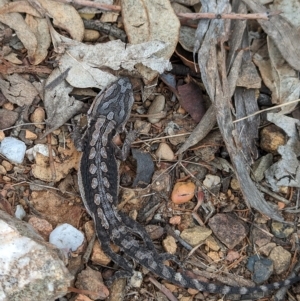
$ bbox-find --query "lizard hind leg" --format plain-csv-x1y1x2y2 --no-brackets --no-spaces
118,211,157,250
95,222,134,272
118,211,183,267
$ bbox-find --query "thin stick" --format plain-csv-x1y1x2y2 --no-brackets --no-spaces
131,132,190,145
148,277,178,301
233,98,300,123
256,183,290,205
177,11,281,20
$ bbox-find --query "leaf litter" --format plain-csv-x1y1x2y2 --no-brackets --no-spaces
1,0,300,300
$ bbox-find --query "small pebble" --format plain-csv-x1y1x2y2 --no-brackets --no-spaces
260,124,286,153
271,221,294,239
3,102,14,110
147,95,165,123
28,216,53,241
134,120,151,134
75,267,109,300
180,226,212,246
0,165,6,175
203,174,220,188
2,176,11,182
0,137,26,164
26,144,55,161
15,204,26,220
230,178,240,190
49,223,84,252
0,130,5,141
162,235,177,254
30,107,45,129
79,12,95,19
155,142,175,161
2,160,13,171
251,154,273,182
83,29,100,42
130,271,143,288
25,130,37,140
0,109,18,130
268,246,291,275
205,236,220,251
169,216,181,225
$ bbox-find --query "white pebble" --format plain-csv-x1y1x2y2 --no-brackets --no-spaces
0,137,26,164
203,174,221,188
26,144,55,161
49,223,84,252
15,204,26,220
130,271,143,288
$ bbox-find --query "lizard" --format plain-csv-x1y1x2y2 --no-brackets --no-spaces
77,77,300,295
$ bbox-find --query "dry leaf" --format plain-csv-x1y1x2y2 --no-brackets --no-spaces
33,0,84,41
0,1,41,16
253,38,300,114
271,0,300,28
31,138,81,182
4,52,22,64
179,26,196,52
0,0,37,60
265,113,300,191
25,14,51,65
177,80,206,123
0,74,39,106
58,37,171,89
43,68,83,134
244,0,300,71
121,0,180,82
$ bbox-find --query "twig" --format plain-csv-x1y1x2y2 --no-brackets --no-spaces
83,20,126,42
233,98,300,124
256,183,290,205
177,11,281,20
0,62,52,75
1,122,45,131
148,276,178,301
165,225,193,251
47,134,56,182
82,233,96,263
131,132,191,145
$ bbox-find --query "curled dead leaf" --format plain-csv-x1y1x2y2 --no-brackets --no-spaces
34,0,84,41
171,182,196,204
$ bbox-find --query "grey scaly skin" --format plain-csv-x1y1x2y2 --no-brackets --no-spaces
77,77,300,295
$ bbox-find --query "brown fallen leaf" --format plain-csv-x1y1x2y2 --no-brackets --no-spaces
0,74,39,106
31,138,81,182
177,79,206,123
33,0,84,41
0,0,41,16
0,1,37,60
25,14,51,65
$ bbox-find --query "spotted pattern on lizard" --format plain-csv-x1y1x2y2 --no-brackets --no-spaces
77,77,300,295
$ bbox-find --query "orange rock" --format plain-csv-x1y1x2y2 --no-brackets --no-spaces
171,182,195,204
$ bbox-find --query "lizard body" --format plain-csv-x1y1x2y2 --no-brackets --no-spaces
78,77,300,295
